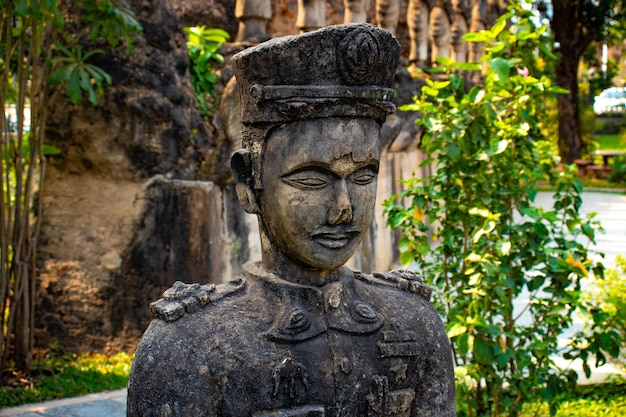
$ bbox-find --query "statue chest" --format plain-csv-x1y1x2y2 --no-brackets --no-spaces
204,303,425,417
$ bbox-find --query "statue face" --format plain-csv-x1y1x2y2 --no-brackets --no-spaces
258,117,380,271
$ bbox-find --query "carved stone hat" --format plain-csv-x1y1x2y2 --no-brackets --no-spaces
231,23,400,125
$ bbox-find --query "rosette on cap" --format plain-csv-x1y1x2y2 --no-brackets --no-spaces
231,23,400,125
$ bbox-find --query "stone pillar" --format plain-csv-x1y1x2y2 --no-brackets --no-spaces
407,0,430,65
375,0,401,35
450,0,470,63
429,0,452,64
296,0,326,32
235,0,272,41
344,0,369,23
468,0,487,62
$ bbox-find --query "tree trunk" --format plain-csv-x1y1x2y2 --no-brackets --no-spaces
555,52,582,164
552,0,583,164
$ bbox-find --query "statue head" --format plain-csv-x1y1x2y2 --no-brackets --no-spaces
230,24,399,284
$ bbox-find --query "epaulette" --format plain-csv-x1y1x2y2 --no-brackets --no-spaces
150,278,245,322
355,269,432,302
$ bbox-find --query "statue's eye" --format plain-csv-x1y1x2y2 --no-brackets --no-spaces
351,170,376,185
282,170,330,189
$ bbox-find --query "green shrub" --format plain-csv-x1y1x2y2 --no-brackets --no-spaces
608,156,626,184
384,4,610,416
577,255,626,369
184,26,230,119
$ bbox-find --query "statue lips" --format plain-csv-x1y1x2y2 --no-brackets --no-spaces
310,225,361,249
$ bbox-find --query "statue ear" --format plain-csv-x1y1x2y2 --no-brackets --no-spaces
231,150,260,214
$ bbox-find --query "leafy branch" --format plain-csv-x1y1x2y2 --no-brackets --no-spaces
384,4,610,416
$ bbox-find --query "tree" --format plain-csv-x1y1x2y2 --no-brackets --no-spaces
548,0,626,163
1,0,140,375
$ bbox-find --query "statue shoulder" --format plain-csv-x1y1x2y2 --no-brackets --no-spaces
149,278,246,322
355,269,433,302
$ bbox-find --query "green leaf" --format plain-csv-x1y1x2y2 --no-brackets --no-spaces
399,103,419,112
15,0,28,16
489,57,511,82
497,349,514,368
79,70,91,91
447,323,467,338
422,86,439,97
400,251,414,267
473,338,494,364
469,207,490,218
466,253,483,263
473,89,486,104
398,237,412,253
468,272,482,286
490,18,507,38
67,70,83,104
457,332,471,357
497,240,511,256
548,85,569,95
432,80,451,90
493,139,509,155
463,31,490,43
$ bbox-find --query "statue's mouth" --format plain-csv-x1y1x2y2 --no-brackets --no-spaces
310,226,361,249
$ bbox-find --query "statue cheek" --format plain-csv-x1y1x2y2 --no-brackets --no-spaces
352,182,378,205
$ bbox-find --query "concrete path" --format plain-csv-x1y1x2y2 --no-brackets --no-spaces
0,390,126,417
1,190,624,416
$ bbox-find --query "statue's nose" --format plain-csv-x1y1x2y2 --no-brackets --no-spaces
328,180,353,225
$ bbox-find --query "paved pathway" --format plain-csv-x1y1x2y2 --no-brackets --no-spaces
0,390,126,417
1,191,624,416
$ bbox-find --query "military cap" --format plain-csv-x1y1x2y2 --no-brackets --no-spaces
231,23,400,125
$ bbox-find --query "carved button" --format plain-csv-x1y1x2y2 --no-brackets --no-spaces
350,302,378,323
328,291,341,309
279,309,311,335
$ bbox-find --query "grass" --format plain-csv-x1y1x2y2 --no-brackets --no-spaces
594,133,626,151
595,133,626,151
0,345,132,408
519,381,626,417
579,177,626,191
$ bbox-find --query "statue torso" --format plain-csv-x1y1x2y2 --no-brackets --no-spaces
127,263,455,417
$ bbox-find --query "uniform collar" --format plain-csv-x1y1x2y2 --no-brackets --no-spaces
243,262,383,343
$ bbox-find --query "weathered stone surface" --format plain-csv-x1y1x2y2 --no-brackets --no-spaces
128,24,454,416
36,170,146,351
106,177,253,345
38,0,215,351
170,0,238,37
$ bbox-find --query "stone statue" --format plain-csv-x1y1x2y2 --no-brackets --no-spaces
127,24,455,417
